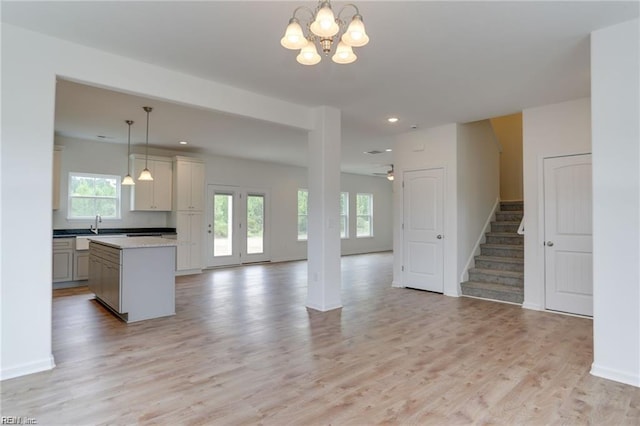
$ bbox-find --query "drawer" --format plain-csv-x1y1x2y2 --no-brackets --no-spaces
53,238,74,250
89,242,121,264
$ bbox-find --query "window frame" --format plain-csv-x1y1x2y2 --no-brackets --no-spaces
67,172,121,220
340,191,349,239
297,189,308,241
356,192,374,238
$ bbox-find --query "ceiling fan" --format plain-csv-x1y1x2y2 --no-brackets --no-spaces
373,164,394,181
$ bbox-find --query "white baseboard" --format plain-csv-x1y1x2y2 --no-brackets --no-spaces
305,302,343,312
444,291,460,298
522,301,543,311
1,354,55,381
175,268,202,276
391,280,403,288
591,363,640,388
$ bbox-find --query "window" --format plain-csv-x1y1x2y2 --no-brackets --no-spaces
68,172,121,219
356,193,373,237
297,189,308,241
340,192,349,238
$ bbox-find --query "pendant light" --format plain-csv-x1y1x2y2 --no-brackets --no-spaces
121,120,135,185
138,106,153,181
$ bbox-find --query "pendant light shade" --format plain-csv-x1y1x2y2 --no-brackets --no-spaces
138,106,154,181
122,119,135,186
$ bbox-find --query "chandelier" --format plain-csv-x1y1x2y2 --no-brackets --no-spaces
280,1,369,65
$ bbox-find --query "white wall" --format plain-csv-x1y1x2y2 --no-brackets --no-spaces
490,113,524,201
521,98,592,311
590,19,640,387
456,121,500,283
392,124,459,296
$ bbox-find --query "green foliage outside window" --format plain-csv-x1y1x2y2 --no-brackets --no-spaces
298,189,308,240
356,193,373,237
68,173,119,219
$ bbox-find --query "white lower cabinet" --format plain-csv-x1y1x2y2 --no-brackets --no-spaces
53,238,74,282
74,251,89,281
176,211,203,273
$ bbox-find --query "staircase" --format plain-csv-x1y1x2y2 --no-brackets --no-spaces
461,201,524,304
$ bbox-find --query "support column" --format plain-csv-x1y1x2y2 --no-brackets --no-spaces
306,106,342,311
591,19,640,387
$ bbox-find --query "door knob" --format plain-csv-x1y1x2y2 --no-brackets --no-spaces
437,234,443,239
208,230,212,234
546,241,554,247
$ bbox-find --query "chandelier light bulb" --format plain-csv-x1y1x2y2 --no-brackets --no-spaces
332,41,357,64
310,3,339,37
297,40,322,65
342,14,369,47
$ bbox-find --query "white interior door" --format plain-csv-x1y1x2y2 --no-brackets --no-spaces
544,154,593,316
403,168,444,293
206,185,269,267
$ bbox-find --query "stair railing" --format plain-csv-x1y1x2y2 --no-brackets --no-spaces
517,216,525,235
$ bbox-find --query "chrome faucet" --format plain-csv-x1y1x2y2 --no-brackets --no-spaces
90,214,102,234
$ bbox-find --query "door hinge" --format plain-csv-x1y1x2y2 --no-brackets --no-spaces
402,265,404,271
402,181,405,188
402,223,404,230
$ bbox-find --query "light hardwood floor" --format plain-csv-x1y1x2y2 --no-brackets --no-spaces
2,252,639,425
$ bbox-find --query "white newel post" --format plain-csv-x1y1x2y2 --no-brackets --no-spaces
306,106,342,312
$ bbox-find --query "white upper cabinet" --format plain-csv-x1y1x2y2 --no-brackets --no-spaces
130,155,173,211
175,157,205,211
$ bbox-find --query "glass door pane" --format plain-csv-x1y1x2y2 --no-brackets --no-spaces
214,193,234,257
246,194,264,254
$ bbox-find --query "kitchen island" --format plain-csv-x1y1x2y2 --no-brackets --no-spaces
88,236,177,323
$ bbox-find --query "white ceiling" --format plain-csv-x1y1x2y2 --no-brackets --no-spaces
2,1,638,176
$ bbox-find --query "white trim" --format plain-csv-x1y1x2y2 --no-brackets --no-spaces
305,302,343,312
1,354,55,381
522,301,543,311
459,197,499,283
591,363,640,388
391,280,403,288
461,294,520,306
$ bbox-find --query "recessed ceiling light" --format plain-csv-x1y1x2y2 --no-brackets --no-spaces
385,148,392,152
387,117,399,123
179,141,188,145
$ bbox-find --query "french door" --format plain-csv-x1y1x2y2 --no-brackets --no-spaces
206,185,270,267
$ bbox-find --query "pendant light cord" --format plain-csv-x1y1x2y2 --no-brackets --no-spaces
145,108,150,169
127,120,132,172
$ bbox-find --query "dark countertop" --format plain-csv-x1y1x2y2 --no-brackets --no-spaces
53,227,177,238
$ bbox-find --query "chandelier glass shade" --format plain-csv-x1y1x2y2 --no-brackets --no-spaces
281,1,369,65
